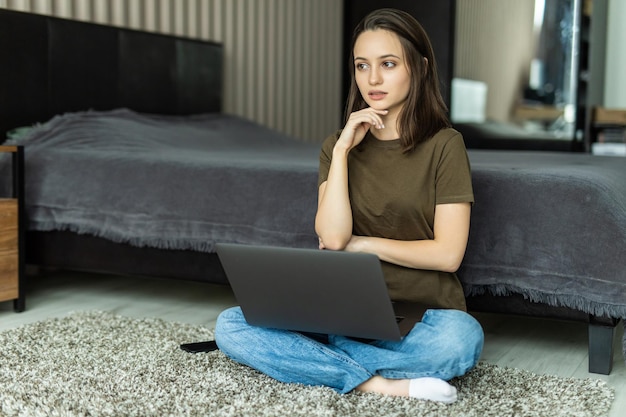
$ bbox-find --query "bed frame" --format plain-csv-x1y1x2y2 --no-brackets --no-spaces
1,9,623,375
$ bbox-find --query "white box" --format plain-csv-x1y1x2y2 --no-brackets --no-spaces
450,78,488,123
592,142,626,156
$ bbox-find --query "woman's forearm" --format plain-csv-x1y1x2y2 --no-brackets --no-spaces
315,147,354,250
347,236,465,273
345,203,472,272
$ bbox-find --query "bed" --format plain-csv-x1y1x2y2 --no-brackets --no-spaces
0,7,326,284
1,9,624,374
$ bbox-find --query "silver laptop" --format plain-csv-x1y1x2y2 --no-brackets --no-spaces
215,243,424,341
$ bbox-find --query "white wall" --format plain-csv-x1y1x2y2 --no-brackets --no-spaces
604,0,626,108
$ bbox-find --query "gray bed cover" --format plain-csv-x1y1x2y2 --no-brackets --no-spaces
2,109,321,252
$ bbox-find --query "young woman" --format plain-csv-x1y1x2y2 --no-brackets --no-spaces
215,8,483,404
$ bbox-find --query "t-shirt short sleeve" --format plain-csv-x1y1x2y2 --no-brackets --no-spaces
435,131,474,205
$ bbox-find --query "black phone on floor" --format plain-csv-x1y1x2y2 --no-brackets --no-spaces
180,340,219,353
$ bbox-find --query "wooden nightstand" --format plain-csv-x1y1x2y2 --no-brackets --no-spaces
0,145,25,312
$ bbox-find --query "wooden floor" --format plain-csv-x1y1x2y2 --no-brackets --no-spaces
1,269,624,416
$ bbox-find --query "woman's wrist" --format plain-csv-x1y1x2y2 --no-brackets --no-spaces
346,235,370,253
332,143,351,158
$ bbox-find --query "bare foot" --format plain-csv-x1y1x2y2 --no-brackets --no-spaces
355,375,409,396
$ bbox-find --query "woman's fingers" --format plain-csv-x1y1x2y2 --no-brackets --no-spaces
337,108,389,151
348,108,388,130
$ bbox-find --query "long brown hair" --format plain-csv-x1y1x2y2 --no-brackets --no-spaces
345,8,450,152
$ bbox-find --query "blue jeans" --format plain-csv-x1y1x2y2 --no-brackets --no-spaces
215,306,484,394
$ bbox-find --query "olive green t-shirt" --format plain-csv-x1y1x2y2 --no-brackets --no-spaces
318,128,474,310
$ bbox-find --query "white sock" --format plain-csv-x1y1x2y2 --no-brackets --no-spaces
408,377,458,404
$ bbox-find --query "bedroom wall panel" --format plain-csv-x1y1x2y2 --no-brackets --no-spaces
48,18,119,115
0,10,49,136
118,31,178,114
177,40,223,115
0,0,343,142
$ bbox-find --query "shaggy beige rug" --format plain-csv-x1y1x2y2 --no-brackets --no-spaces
0,311,615,417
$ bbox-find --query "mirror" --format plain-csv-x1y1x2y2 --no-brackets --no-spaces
452,0,581,142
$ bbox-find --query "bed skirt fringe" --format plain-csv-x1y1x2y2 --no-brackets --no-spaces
33,223,218,253
464,284,626,321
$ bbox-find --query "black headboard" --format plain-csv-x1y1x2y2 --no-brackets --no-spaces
0,9,223,140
